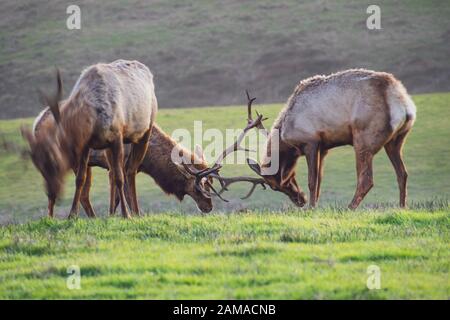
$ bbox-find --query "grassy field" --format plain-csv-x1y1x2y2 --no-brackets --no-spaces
0,92,449,299
0,209,448,299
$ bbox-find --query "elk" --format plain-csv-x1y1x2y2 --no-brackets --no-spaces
21,60,157,218
86,124,216,214
224,70,416,209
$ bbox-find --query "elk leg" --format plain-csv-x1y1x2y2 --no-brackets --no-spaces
384,132,409,208
71,165,94,217
123,178,133,213
316,149,328,203
113,186,120,213
349,150,374,209
304,143,320,208
109,140,131,219
68,148,91,219
105,152,120,216
79,167,96,218
125,129,151,216
106,164,116,216
48,197,55,218
110,182,121,214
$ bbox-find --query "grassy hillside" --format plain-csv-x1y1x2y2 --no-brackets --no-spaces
0,209,448,299
0,92,449,223
1,0,450,118
0,93,448,299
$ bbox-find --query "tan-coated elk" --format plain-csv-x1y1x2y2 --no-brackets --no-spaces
224,69,416,209
22,60,157,218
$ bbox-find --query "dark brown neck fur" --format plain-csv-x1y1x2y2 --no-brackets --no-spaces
138,124,207,200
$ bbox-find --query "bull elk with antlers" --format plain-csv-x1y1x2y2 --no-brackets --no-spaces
22,60,157,218
224,69,416,209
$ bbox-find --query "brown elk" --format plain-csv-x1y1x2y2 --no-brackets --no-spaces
32,109,215,214
224,70,416,209
88,124,217,214
21,60,157,218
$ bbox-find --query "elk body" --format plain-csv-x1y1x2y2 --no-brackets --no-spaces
245,69,416,209
23,60,157,218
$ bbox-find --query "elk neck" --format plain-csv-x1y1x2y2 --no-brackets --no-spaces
138,124,208,200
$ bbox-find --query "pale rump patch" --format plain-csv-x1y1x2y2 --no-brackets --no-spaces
386,81,417,133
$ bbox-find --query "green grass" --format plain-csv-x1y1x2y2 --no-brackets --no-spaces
0,92,449,299
0,209,448,299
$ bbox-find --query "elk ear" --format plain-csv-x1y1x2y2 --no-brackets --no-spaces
194,144,205,163
20,125,35,147
247,158,262,176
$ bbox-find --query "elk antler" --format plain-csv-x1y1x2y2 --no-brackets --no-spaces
179,161,230,202
207,173,266,200
211,94,265,168
180,91,268,201
207,91,270,199
246,90,269,137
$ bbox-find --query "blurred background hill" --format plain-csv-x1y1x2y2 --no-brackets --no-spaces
0,0,449,119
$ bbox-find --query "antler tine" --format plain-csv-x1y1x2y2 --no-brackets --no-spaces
208,173,266,200
246,90,269,136
205,180,229,202
246,90,256,124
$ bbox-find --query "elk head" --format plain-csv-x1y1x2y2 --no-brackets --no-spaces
246,157,307,207
21,69,70,210
174,145,214,213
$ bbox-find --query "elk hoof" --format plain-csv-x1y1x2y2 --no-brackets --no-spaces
68,212,78,219
348,204,358,210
